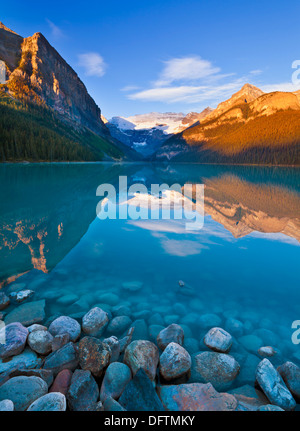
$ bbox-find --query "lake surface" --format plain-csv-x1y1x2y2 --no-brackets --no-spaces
0,163,300,384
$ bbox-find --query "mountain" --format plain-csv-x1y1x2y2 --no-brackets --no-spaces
0,22,135,161
107,109,212,157
154,84,300,165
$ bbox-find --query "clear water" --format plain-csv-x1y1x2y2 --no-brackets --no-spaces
1,163,300,385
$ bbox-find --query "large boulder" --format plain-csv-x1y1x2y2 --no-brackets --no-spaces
78,337,110,377
0,348,41,374
256,358,296,411
190,351,240,391
278,361,300,400
0,376,48,411
82,307,109,337
49,316,81,342
67,369,99,411
157,382,237,411
27,392,66,411
157,324,184,351
43,342,79,375
5,300,45,326
159,342,191,381
49,369,73,395
28,330,53,355
0,322,28,359
203,327,233,353
106,316,132,335
123,340,159,381
0,399,14,411
100,362,132,402
118,368,165,411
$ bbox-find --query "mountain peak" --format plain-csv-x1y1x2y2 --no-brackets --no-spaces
0,22,20,36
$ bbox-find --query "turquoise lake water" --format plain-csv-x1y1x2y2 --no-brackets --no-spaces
0,163,299,383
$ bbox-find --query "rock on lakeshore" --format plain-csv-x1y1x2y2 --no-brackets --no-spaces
203,327,233,353
157,324,184,351
123,340,159,381
159,342,191,381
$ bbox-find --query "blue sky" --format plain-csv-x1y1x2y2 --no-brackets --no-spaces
1,0,300,118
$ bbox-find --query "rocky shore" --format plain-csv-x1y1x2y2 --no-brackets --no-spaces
0,286,299,411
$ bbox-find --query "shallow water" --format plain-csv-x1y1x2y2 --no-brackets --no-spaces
1,163,300,385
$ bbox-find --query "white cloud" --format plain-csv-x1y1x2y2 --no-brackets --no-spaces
250,69,263,76
121,85,142,92
261,82,300,93
78,53,107,78
155,56,220,86
46,19,64,39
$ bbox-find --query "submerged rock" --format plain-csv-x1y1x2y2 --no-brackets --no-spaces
277,361,300,400
78,337,110,377
198,313,222,329
67,369,99,411
0,292,10,310
100,362,132,402
49,316,81,342
190,351,240,391
157,382,237,411
82,307,109,337
122,281,143,292
106,316,132,335
0,322,28,359
124,340,159,381
5,300,45,326
27,392,66,411
9,290,34,304
160,343,191,381
203,327,233,353
258,346,277,357
0,399,14,411
157,324,184,351
103,336,120,362
118,368,165,411
119,327,134,353
256,358,296,411
0,376,48,411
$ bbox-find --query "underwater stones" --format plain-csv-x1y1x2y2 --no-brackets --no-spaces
190,351,240,391
198,313,222,329
106,316,132,335
112,305,131,317
9,290,34,304
28,330,53,355
49,316,81,342
157,324,184,351
235,353,260,387
277,361,300,400
0,376,48,411
124,340,159,381
0,348,42,374
5,300,45,326
97,293,119,306
258,346,277,358
225,318,244,338
160,343,191,381
82,307,109,337
228,384,269,411
183,338,199,354
100,362,132,402
130,319,148,341
0,399,14,411
256,358,296,411
78,337,110,377
0,322,28,359
27,392,66,411
157,383,237,411
0,292,10,310
204,327,233,353
119,327,134,353
49,369,73,395
118,368,164,411
122,281,143,292
148,313,164,326
57,294,79,306
149,325,164,342
253,328,278,347
238,335,263,354
67,369,99,411
43,342,79,375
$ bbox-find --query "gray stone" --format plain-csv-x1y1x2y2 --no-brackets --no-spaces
51,333,70,352
258,404,285,411
204,327,233,353
278,361,300,400
57,294,79,306
148,313,164,326
103,336,120,362
160,342,191,381
9,290,34,303
130,319,148,341
82,307,109,337
124,340,159,381
0,322,28,359
28,330,53,355
258,346,277,357
122,281,143,292
103,397,126,411
119,327,134,353
0,376,48,411
43,342,79,375
256,358,296,411
225,318,244,338
238,335,263,354
107,316,132,335
0,399,14,411
0,348,42,374
112,305,131,317
78,337,111,377
67,369,99,411
27,392,66,411
190,351,240,391
5,300,45,326
49,316,81,342
198,313,222,329
0,292,10,311
157,324,184,351
28,324,47,333
100,362,131,402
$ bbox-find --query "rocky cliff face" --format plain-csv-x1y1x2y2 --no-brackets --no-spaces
0,22,108,137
